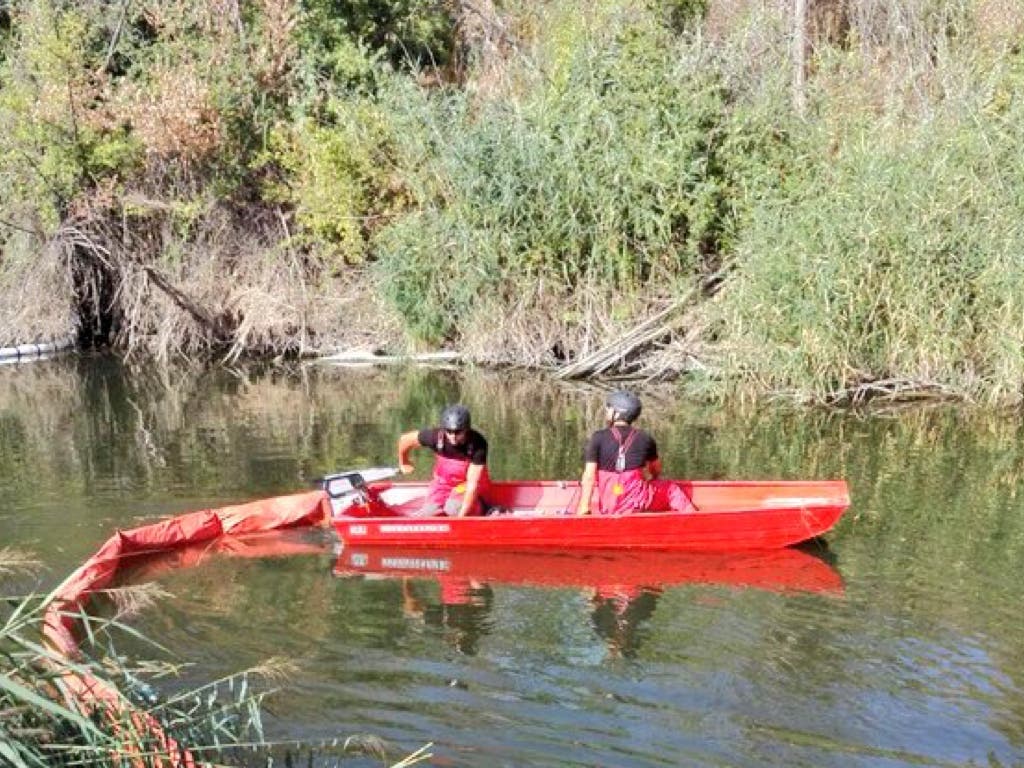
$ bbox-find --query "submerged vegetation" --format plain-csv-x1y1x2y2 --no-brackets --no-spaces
1,0,1024,403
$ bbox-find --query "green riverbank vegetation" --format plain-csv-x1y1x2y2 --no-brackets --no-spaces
2,1,1024,404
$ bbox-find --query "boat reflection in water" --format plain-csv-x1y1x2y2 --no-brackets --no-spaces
332,546,844,656
587,585,663,659
399,576,494,655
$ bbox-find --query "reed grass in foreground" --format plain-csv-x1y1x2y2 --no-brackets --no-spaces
0,557,430,767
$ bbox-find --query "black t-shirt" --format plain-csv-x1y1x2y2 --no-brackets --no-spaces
583,426,657,472
418,427,488,465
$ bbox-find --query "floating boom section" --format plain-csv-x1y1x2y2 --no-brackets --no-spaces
41,491,331,768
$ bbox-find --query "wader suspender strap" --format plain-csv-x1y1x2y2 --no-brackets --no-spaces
611,427,639,472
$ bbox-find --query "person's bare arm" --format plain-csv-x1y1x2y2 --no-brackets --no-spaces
397,430,421,474
578,461,597,515
458,462,485,517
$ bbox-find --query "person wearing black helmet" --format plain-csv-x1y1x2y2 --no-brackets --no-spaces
577,390,693,516
397,404,491,516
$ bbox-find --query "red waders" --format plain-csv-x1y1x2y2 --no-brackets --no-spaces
423,453,490,516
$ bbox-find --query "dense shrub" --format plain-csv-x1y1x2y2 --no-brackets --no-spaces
4,0,1024,402
301,0,456,75
714,55,1024,402
373,4,732,343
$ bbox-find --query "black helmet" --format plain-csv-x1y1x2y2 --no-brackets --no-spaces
440,404,471,431
605,390,641,423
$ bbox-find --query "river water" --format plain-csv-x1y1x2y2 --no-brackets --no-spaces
2,356,1023,767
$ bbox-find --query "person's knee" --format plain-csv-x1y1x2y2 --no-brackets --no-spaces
416,501,443,517
443,496,484,516
651,481,695,513
669,486,695,513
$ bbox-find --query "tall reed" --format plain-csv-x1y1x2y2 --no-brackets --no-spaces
713,29,1024,403
372,2,731,354
1,554,431,766
1,570,279,766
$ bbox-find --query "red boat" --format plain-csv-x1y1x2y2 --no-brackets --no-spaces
322,471,850,551
333,545,844,595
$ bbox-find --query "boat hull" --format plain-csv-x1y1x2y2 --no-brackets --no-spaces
330,479,849,551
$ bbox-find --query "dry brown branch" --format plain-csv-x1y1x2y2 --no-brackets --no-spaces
254,0,299,93
52,196,349,361
453,0,517,97
0,229,78,347
460,281,585,368
621,317,709,384
140,264,227,340
823,377,965,407
554,290,695,380
0,216,41,237
59,214,230,356
100,0,131,75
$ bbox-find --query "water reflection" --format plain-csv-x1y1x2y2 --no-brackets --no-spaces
110,529,328,586
332,546,844,597
400,577,494,655
333,546,843,661
587,585,662,659
6,357,1024,765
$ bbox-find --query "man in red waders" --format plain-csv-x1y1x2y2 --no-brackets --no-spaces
397,404,490,517
577,390,694,516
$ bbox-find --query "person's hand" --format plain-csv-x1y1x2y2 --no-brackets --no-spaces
399,462,415,474
577,505,590,516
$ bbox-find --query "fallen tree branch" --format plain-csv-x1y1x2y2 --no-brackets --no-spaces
554,289,695,380
61,219,229,343
140,264,228,342
824,377,964,406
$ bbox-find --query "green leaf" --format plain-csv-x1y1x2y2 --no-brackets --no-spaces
0,740,33,768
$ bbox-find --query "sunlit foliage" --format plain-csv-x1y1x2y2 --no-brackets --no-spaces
2,0,1024,402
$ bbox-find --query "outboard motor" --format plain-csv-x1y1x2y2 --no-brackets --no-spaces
316,467,398,517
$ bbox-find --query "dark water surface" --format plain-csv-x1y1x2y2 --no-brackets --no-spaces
2,356,1024,767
